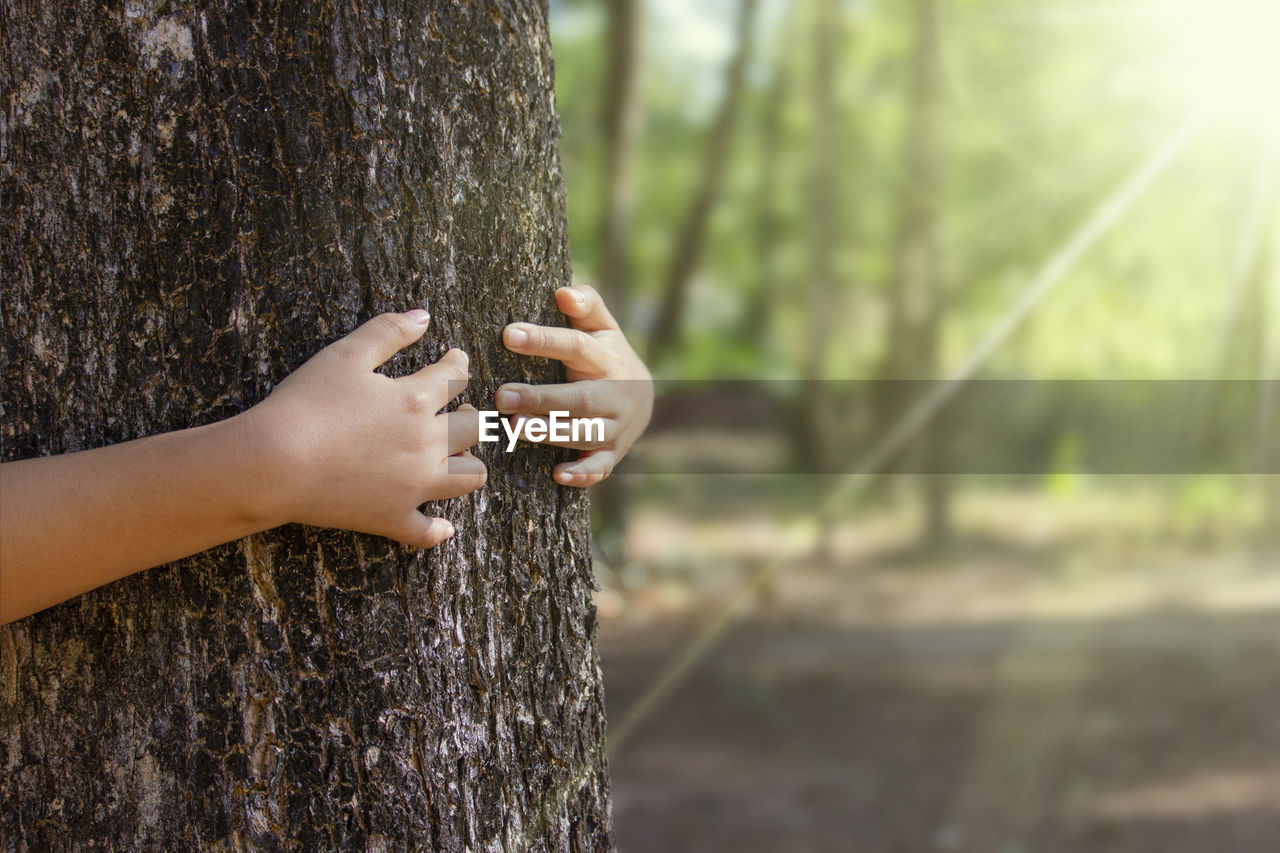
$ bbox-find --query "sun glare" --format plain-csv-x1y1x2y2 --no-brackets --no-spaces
1127,0,1280,135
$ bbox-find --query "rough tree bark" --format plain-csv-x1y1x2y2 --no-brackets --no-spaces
0,0,614,849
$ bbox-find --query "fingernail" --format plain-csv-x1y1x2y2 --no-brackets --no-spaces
567,287,586,306
406,308,430,324
496,388,521,410
443,521,455,539
506,325,529,347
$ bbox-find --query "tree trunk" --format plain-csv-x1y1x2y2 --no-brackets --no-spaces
590,0,641,571
0,1,614,849
873,0,950,548
801,0,839,485
1258,220,1279,548
597,0,640,328
744,60,788,345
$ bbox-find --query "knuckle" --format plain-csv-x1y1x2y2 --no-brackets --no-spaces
374,312,410,338
394,479,422,509
445,349,470,379
405,389,433,414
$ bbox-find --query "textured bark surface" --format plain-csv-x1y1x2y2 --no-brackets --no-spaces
0,0,614,848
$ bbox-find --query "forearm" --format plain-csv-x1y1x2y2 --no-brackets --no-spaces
0,309,483,624
0,414,278,624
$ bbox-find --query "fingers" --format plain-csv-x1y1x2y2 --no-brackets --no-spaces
503,323,617,376
555,284,620,333
438,450,488,497
329,309,431,370
405,348,470,411
554,451,617,488
389,452,487,547
446,404,482,455
388,512,456,549
494,380,617,418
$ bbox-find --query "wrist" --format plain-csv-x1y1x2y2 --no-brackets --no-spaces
217,408,293,531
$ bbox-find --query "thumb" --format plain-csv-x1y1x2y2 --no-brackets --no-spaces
330,309,431,370
388,512,456,549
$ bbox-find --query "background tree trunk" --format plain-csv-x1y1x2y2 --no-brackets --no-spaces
597,0,640,328
590,0,641,572
0,0,614,849
801,0,839,487
873,0,950,548
646,0,759,367
744,59,788,345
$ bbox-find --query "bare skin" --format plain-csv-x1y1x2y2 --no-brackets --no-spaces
0,308,486,624
497,284,653,486
0,289,652,626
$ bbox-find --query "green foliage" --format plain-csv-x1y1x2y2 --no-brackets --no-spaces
551,0,1276,380
549,0,1277,524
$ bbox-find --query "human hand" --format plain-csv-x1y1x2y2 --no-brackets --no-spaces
496,285,653,487
241,309,486,547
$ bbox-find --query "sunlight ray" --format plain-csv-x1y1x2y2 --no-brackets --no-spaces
608,106,1214,755
1214,127,1280,374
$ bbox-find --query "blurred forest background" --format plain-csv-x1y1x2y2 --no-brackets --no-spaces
548,0,1279,850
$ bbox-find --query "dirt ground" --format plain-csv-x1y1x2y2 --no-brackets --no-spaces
596,492,1280,853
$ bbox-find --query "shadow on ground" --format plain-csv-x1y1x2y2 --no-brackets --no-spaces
599,531,1280,853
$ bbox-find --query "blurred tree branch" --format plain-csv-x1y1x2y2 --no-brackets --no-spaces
597,0,641,329
647,0,760,366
